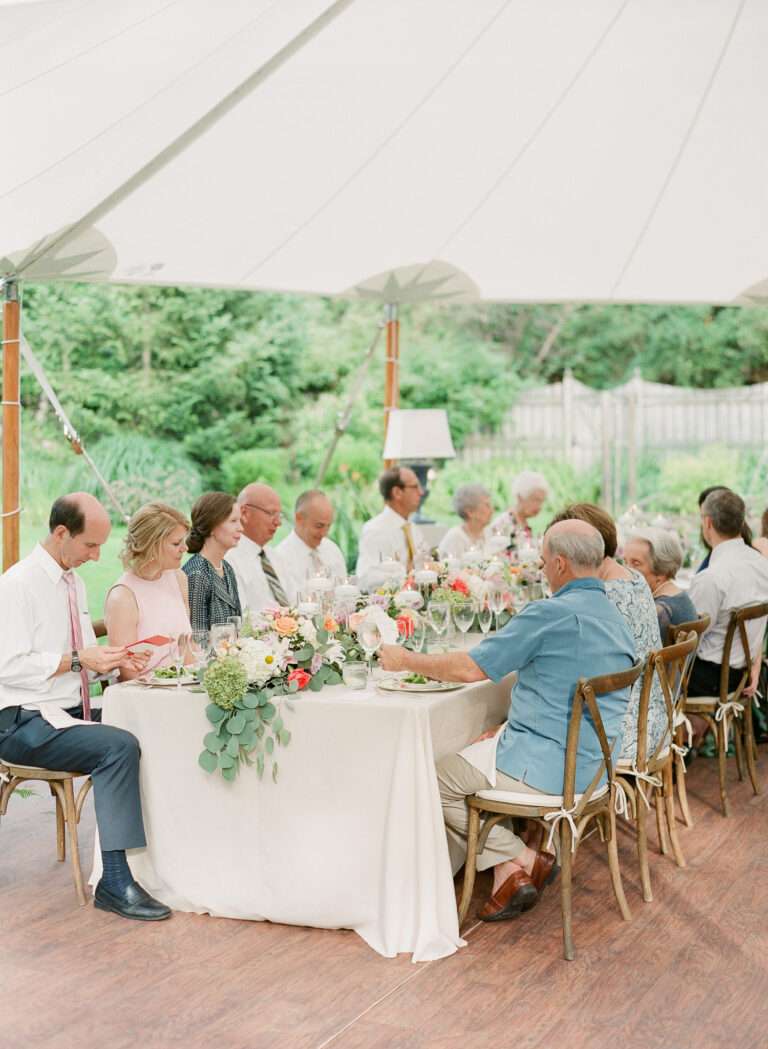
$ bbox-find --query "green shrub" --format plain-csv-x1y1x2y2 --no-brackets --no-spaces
66,433,203,520
220,448,292,493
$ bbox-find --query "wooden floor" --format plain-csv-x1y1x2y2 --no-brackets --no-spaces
2,752,767,1049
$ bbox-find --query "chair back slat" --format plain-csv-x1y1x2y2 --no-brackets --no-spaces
647,633,698,767
720,602,768,701
563,663,642,812
670,615,709,702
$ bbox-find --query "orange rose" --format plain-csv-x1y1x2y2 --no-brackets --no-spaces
274,615,299,637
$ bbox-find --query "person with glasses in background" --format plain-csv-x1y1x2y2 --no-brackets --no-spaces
226,483,295,613
355,466,425,592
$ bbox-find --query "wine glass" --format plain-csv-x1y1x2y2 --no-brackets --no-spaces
358,619,382,686
226,615,242,638
190,630,210,671
488,585,506,632
452,597,475,648
173,633,190,686
477,598,493,636
427,600,450,650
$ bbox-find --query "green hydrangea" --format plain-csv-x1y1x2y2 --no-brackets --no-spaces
203,656,248,710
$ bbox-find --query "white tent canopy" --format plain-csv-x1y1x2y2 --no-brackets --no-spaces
1,0,766,304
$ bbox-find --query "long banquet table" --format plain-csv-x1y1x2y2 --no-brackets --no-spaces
97,671,510,961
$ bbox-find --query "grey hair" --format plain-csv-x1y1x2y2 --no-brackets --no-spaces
453,483,491,521
701,488,745,539
545,527,604,568
627,527,684,579
512,470,550,501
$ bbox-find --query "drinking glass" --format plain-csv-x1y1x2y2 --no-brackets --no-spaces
210,623,236,656
173,633,190,686
477,599,493,635
427,600,450,650
358,620,382,685
488,585,506,632
410,615,427,653
342,661,368,690
190,630,210,670
452,598,475,647
226,615,242,638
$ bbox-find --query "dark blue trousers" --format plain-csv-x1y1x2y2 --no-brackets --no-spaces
0,709,146,851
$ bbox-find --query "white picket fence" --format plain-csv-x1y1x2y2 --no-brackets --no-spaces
461,370,768,509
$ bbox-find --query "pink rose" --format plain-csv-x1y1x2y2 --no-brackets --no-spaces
287,668,311,690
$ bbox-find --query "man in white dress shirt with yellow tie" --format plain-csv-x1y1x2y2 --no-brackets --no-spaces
226,483,295,612
356,466,425,591
276,490,347,595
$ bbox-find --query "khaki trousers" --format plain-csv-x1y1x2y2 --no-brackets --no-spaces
437,752,541,875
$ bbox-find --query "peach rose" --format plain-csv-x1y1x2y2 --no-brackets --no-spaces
274,615,299,637
323,616,339,633
349,611,367,631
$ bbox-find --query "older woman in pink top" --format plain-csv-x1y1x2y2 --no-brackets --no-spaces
105,502,192,680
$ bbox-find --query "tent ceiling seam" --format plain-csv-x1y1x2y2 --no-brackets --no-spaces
237,0,515,284
0,0,185,102
0,0,282,206
432,0,631,261
610,0,748,296
10,0,356,282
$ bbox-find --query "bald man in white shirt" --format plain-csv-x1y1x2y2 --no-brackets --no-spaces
226,483,295,612
276,490,347,595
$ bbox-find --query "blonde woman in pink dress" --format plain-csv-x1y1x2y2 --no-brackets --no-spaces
105,502,192,681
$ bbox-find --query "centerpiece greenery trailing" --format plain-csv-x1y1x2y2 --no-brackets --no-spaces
197,609,363,782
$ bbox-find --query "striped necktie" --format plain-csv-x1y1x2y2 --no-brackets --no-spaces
260,549,289,608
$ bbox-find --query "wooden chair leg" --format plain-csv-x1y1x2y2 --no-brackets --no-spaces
716,719,730,817
654,789,670,856
51,784,66,862
663,764,686,868
636,787,653,903
743,707,761,797
457,805,481,927
606,806,632,922
560,823,574,961
52,780,87,906
733,718,745,781
674,752,694,828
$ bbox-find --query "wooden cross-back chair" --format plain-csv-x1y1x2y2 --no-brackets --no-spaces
457,661,642,961
673,603,767,817
615,632,698,903
0,763,93,905
667,615,709,826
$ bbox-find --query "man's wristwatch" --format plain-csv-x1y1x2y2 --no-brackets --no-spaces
71,650,82,673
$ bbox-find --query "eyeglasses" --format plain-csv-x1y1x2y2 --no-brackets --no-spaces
401,483,422,490
242,503,283,521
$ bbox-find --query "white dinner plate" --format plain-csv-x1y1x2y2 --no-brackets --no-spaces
140,673,199,688
377,677,464,694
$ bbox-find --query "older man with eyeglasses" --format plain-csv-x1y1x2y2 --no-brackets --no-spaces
225,483,295,613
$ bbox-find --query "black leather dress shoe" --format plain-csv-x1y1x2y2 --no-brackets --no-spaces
94,879,172,921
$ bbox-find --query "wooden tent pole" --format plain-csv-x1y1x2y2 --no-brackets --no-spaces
2,279,21,570
383,303,399,467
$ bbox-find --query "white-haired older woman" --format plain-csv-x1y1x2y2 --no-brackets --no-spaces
623,527,696,643
438,483,494,560
491,470,550,547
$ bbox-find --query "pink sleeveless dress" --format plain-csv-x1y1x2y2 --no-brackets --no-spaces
110,570,192,670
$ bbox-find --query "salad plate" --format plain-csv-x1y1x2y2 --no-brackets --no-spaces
139,668,199,688
377,675,464,694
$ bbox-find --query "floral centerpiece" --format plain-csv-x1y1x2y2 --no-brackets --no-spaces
198,608,361,781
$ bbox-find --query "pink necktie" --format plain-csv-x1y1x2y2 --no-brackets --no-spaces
63,571,91,720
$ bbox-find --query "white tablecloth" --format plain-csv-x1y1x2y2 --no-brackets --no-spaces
95,674,510,961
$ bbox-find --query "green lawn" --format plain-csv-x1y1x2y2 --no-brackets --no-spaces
22,524,126,622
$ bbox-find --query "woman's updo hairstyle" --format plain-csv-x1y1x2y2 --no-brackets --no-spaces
187,492,237,554
121,502,189,573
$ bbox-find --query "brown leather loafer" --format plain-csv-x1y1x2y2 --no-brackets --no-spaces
479,869,538,922
530,849,560,892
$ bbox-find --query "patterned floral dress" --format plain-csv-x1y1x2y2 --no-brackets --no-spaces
605,570,665,761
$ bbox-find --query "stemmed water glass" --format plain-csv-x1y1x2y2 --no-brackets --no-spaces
452,597,475,649
427,599,450,650
358,619,382,687
173,633,191,687
487,584,506,633
476,597,493,636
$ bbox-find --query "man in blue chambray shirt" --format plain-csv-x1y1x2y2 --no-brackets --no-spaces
380,519,635,923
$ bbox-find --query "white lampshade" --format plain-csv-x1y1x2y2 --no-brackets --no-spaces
382,409,456,461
